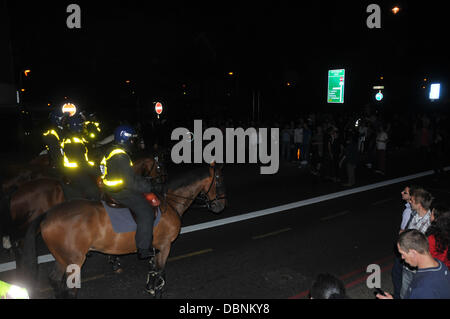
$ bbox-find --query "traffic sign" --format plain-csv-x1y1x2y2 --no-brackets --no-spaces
155,102,163,115
327,69,345,104
62,103,77,117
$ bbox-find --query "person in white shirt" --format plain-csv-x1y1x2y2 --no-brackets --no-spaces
400,186,417,233
375,125,388,175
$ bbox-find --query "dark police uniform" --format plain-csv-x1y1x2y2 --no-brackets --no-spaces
42,128,64,169
100,146,156,258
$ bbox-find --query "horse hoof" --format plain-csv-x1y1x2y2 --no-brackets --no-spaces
146,288,156,296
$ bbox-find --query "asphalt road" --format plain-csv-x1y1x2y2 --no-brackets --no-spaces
1,147,449,300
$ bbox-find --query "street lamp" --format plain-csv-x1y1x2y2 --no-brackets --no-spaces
392,6,400,15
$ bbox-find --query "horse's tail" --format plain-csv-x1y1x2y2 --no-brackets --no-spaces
0,186,15,246
22,211,48,291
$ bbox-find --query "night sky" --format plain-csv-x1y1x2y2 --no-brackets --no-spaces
4,0,450,119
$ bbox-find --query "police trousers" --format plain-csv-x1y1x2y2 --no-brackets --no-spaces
106,188,154,251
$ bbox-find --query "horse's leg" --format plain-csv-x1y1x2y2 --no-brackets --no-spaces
56,255,86,299
45,245,87,299
146,242,171,298
12,240,26,285
48,262,67,299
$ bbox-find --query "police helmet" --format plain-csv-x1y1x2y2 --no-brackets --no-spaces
50,108,65,128
114,125,137,146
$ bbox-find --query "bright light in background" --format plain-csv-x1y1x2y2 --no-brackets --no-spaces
376,91,384,101
429,83,441,100
392,6,400,14
24,70,31,77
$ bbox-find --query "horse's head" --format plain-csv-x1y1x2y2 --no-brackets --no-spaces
134,156,168,184
200,162,226,214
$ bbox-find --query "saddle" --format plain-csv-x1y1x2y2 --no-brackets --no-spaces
101,192,162,234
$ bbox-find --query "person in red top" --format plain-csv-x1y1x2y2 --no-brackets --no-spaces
426,203,450,267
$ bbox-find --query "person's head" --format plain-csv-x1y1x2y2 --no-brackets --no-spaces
309,273,348,299
427,203,450,261
49,108,65,129
430,202,450,223
410,188,434,213
401,185,417,203
397,230,430,268
114,125,137,151
333,129,339,138
83,121,101,142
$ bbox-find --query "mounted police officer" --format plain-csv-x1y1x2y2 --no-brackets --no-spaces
42,108,66,169
60,114,101,201
100,125,161,260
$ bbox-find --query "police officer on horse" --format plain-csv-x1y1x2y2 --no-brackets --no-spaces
60,114,101,201
100,125,162,260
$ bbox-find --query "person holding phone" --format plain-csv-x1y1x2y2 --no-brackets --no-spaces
377,230,450,299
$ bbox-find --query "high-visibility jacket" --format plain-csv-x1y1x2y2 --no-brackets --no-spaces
61,135,95,169
0,281,29,299
42,128,64,166
100,147,152,193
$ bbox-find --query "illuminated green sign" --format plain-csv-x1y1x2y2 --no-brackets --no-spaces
327,69,345,104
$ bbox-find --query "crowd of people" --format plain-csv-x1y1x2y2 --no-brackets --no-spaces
275,108,449,185
154,106,449,186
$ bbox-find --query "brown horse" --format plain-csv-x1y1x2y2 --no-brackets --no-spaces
0,155,166,252
24,164,226,298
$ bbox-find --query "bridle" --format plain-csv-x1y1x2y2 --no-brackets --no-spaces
199,166,226,210
163,166,226,215
145,156,167,184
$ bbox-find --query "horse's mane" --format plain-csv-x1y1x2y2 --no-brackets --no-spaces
167,167,210,191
